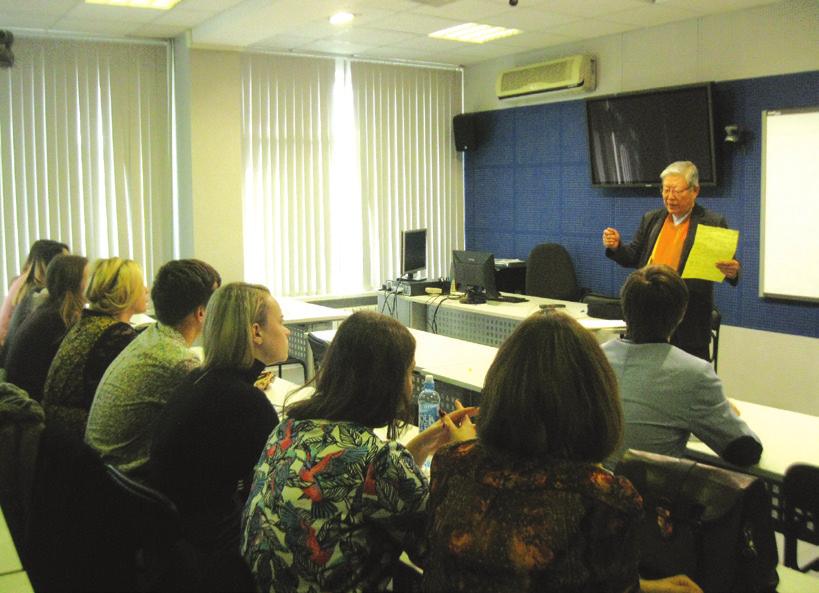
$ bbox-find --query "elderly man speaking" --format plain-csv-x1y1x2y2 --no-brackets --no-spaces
602,161,740,360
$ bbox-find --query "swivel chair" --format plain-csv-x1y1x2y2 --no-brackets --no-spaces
307,332,330,370
783,463,819,572
274,356,307,383
525,243,587,301
708,307,722,372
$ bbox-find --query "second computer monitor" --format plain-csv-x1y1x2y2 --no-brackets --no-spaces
401,228,427,280
452,250,499,304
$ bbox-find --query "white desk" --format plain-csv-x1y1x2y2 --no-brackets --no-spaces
778,566,819,593
379,291,624,348
133,299,349,328
0,507,33,593
278,298,351,326
264,377,418,446
686,400,819,483
311,327,494,394
311,328,818,486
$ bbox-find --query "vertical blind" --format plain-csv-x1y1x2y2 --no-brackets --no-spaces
351,61,463,289
241,54,336,296
0,37,173,293
241,53,463,297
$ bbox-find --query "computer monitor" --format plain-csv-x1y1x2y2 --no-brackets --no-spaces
401,228,427,280
452,250,499,304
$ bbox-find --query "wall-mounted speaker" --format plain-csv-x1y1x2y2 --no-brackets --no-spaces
453,113,477,152
0,30,14,69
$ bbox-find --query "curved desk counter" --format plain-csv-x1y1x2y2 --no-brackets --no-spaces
378,291,625,348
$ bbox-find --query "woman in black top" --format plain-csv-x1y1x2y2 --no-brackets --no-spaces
5,255,88,401
1,239,69,364
150,282,288,553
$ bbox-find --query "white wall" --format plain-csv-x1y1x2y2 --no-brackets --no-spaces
720,326,819,416
464,0,818,112
463,0,819,416
188,48,245,283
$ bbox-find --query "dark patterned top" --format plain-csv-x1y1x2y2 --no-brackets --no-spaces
423,440,643,593
242,418,428,593
4,304,68,401
42,309,136,439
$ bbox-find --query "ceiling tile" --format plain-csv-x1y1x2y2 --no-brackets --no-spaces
62,2,164,24
250,33,319,50
391,34,472,52
0,0,78,14
50,16,144,35
477,7,579,31
338,0,418,11
604,4,702,27
409,0,517,21
298,38,372,56
283,19,343,39
544,18,638,39
152,7,216,27
130,22,186,38
366,11,464,35
659,0,776,14
0,10,63,29
331,27,418,46
492,29,579,49
174,0,245,10
355,44,445,62
522,0,649,18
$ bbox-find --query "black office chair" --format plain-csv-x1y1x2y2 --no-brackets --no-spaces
525,243,588,301
274,356,307,383
106,466,256,591
783,463,819,572
307,332,330,371
708,306,722,372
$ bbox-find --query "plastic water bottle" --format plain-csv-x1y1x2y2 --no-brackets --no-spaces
417,375,440,472
417,374,440,431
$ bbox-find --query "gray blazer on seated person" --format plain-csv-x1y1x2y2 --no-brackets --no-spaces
603,338,761,468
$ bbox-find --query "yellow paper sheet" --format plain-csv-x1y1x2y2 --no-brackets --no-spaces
681,225,739,282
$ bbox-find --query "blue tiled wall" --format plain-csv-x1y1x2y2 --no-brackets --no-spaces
464,71,819,338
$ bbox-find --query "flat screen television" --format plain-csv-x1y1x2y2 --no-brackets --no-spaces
401,228,427,280
586,83,717,187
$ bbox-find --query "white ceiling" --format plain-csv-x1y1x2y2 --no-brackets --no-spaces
1,0,782,66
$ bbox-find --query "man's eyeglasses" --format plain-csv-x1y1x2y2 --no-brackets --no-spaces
662,186,690,198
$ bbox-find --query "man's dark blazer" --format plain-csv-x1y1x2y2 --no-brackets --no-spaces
605,203,739,359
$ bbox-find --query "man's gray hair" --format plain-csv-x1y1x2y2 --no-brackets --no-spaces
660,161,699,189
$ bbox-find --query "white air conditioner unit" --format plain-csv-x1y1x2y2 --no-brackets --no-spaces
496,55,596,100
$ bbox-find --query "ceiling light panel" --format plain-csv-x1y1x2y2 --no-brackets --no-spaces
429,22,521,44
329,12,354,26
85,0,182,9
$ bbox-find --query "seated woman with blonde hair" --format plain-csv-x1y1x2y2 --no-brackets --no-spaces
43,257,148,437
151,282,286,555
423,310,701,593
242,311,476,593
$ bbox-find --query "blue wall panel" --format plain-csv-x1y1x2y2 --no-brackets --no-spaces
464,71,819,338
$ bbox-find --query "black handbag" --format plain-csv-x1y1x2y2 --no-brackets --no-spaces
616,450,779,593
581,293,622,320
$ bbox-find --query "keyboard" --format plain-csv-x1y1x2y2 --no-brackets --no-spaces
488,295,529,304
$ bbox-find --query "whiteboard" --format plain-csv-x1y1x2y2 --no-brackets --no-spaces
760,108,819,302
